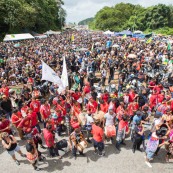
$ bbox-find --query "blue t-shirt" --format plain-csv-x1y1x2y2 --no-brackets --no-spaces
106,41,112,48
132,115,142,129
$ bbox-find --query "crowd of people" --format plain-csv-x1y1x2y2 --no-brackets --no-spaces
0,30,173,170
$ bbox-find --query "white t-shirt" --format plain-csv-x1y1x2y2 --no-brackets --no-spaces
104,113,116,126
85,114,94,125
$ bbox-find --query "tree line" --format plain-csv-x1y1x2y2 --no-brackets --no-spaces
88,3,173,34
0,0,66,35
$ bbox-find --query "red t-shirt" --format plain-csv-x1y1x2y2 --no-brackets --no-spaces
101,93,109,103
129,91,136,102
86,101,98,113
0,87,9,97
72,92,81,101
43,129,54,147
92,124,104,142
157,94,164,103
100,102,109,113
0,119,11,133
40,104,51,120
83,86,90,94
18,117,32,133
30,100,40,113
118,120,129,132
28,112,38,127
11,111,23,127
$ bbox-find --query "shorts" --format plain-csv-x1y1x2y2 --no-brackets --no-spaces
145,150,155,160
7,145,20,156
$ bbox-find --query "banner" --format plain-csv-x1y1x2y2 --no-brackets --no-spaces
41,61,63,87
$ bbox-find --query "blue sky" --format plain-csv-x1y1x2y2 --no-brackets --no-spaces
63,0,173,23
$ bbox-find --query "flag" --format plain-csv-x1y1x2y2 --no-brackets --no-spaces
58,57,69,93
167,42,171,51
122,34,127,39
41,61,63,87
146,37,152,44
91,43,94,51
71,34,74,41
61,56,69,88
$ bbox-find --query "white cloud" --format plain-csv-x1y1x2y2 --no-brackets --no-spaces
63,0,173,23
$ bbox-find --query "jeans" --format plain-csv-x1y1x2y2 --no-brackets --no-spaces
93,140,104,154
48,146,59,157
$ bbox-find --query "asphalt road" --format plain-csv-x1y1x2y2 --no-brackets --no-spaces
0,132,173,173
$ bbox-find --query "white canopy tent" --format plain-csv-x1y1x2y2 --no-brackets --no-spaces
44,30,61,35
34,35,48,39
103,30,114,35
3,33,34,41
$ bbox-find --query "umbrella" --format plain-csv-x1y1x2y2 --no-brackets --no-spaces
112,44,120,48
14,43,20,48
78,48,88,51
134,30,143,34
95,42,101,45
127,54,137,59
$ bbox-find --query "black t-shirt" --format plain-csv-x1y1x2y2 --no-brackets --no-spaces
0,99,12,112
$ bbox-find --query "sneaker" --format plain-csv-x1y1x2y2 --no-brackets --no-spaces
137,148,142,152
21,154,26,157
15,160,20,165
40,145,47,149
145,161,152,168
86,139,92,144
121,142,126,146
98,152,105,157
35,167,41,171
132,148,135,153
94,150,98,155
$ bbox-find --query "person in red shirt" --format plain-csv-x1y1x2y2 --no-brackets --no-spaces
71,89,82,101
129,89,136,102
72,101,81,116
157,91,165,103
0,114,12,135
101,90,109,103
27,108,41,133
100,100,109,113
86,98,98,114
56,100,66,116
153,84,163,94
17,116,32,135
21,102,29,117
116,102,126,121
70,116,81,130
148,79,156,90
0,83,9,97
51,110,64,136
116,115,130,151
30,97,42,123
40,99,51,128
11,109,23,139
82,82,91,105
149,90,158,110
92,120,105,156
43,124,60,158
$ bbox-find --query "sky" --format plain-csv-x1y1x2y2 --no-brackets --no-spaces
63,0,173,24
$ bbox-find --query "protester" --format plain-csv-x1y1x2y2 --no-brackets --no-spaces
1,132,26,165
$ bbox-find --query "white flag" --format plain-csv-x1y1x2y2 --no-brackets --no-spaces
61,56,69,88
41,61,63,87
